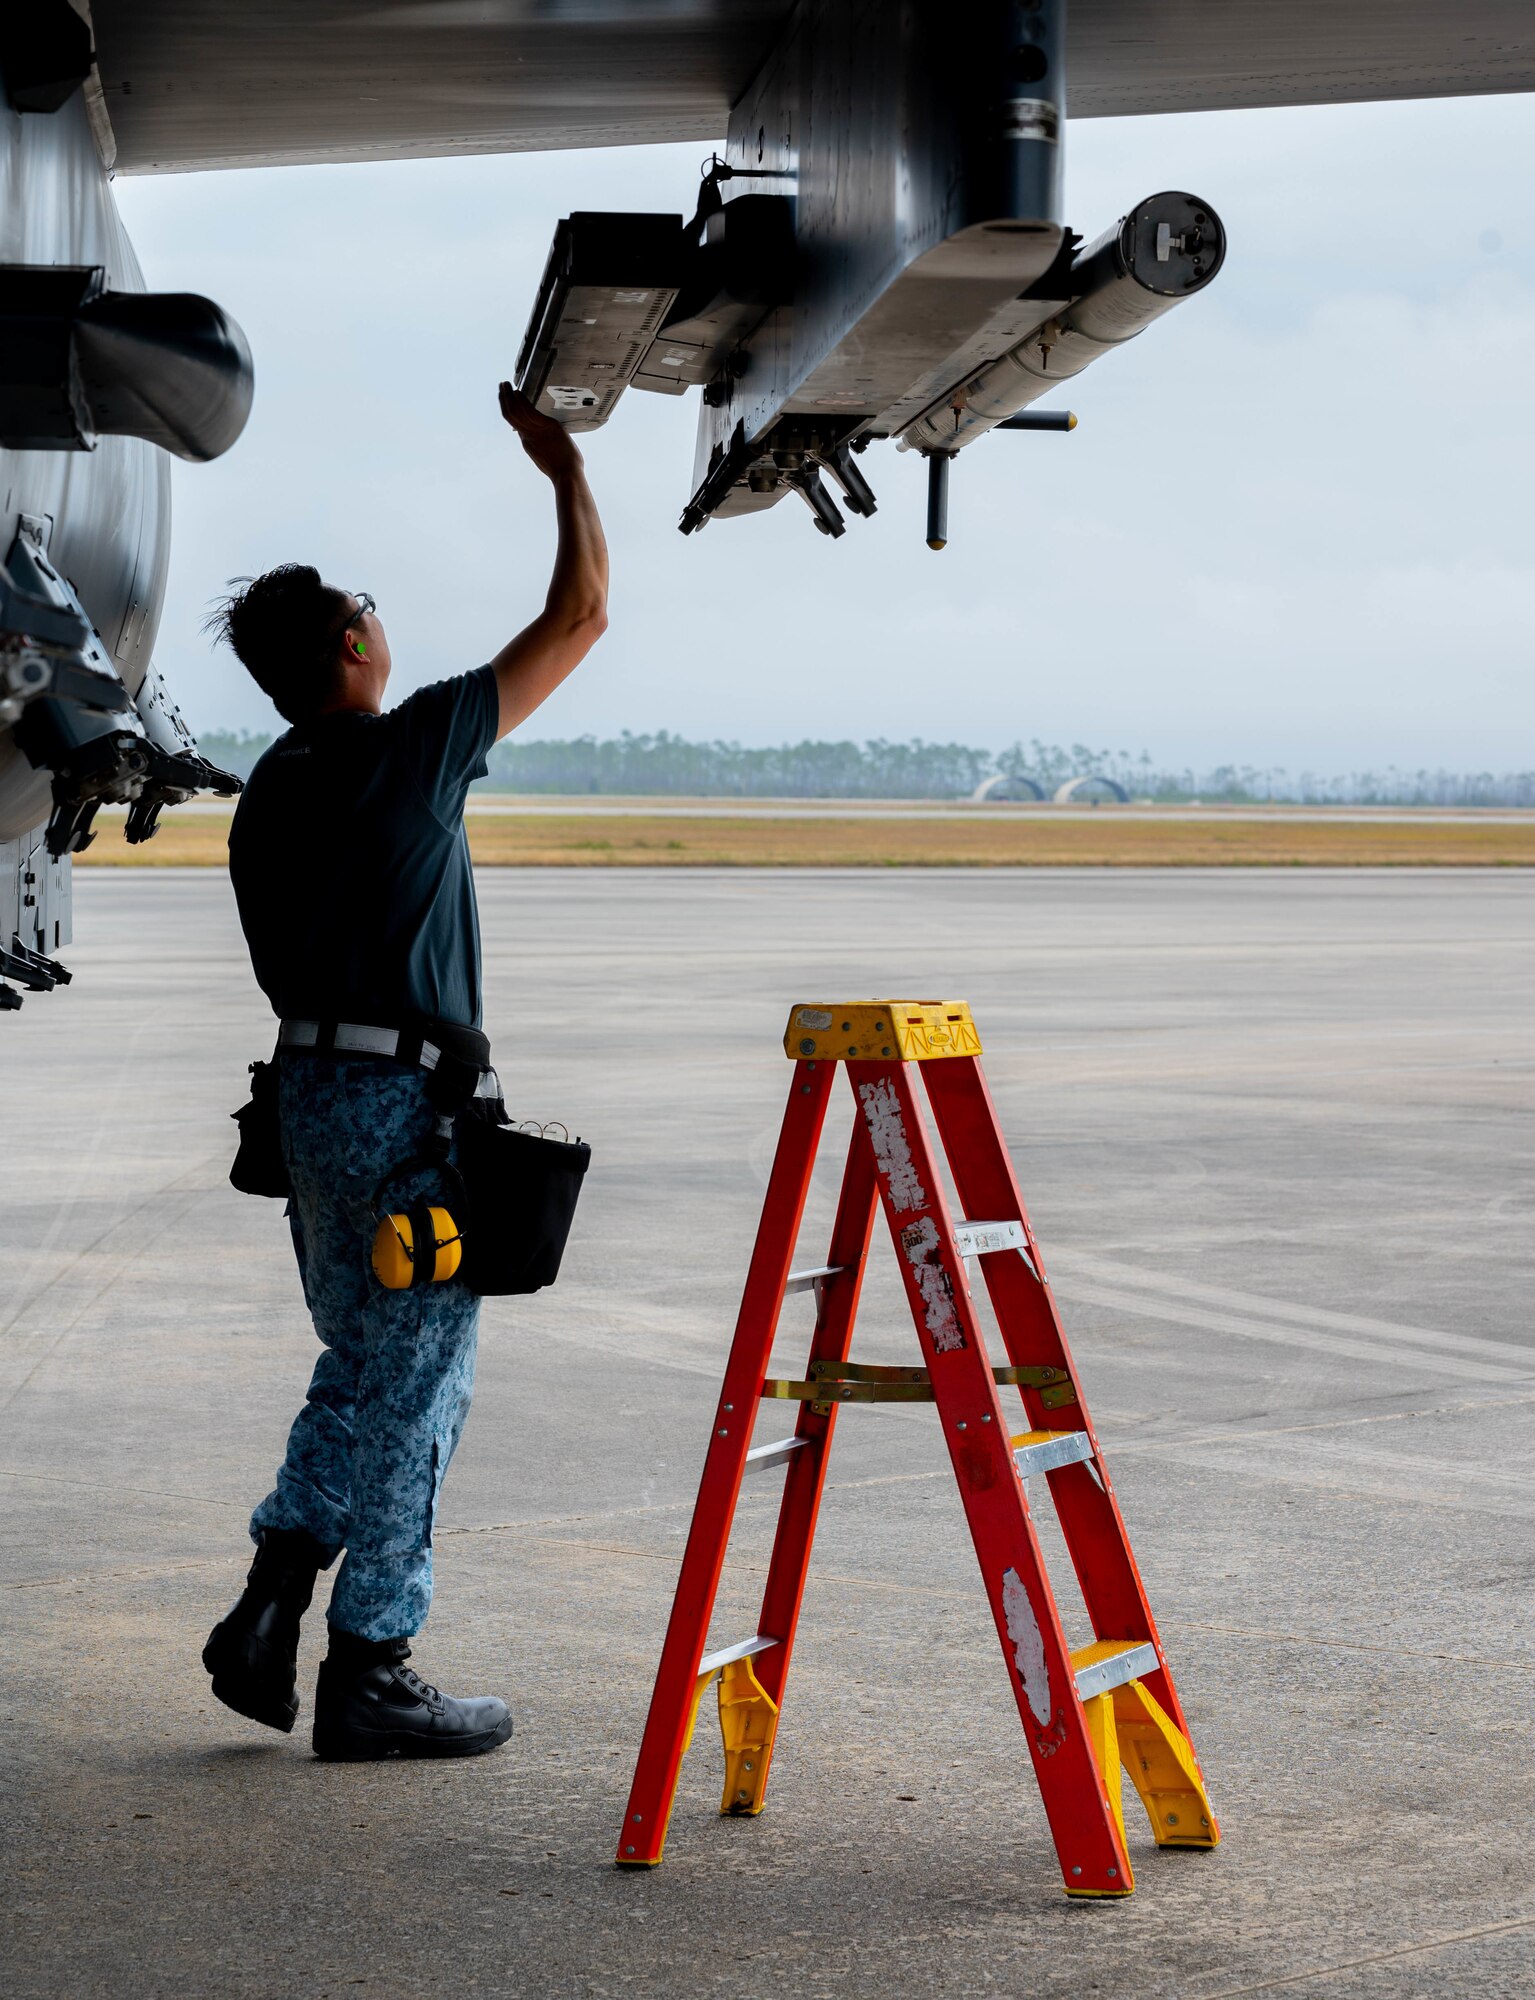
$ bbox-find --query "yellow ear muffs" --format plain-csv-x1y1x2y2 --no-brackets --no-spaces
372,1199,462,1290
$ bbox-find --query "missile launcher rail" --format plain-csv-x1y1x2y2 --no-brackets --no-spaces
515,187,1224,547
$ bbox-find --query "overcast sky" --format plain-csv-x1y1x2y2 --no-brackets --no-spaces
114,93,1534,772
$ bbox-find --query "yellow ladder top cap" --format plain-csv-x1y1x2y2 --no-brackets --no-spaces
784,1001,981,1063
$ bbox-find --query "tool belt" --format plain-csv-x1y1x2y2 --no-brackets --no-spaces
277,1016,500,1084
229,1015,590,1297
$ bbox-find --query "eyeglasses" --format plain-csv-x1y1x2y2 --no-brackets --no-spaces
326,590,375,661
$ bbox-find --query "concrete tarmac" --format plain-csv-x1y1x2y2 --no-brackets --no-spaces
2,868,1532,1999
120,799,1535,824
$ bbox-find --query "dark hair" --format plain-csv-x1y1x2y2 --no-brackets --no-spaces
205,564,353,722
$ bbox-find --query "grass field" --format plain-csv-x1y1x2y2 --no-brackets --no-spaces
74,806,1535,867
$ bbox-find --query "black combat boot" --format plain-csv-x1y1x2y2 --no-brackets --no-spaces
202,1527,333,1733
311,1630,513,1761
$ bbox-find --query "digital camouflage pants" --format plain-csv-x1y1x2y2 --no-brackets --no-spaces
250,1055,480,1640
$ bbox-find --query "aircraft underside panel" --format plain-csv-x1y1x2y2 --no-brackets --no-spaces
0,90,168,707
90,0,1535,177
513,2,1227,542
0,831,71,1006
0,38,251,1007
711,0,1067,458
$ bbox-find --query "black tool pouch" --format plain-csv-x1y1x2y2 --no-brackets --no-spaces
229,1058,292,1199
404,1048,590,1296
455,1101,591,1296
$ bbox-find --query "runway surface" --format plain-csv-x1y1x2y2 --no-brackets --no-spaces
133,798,1535,824
3,868,1532,1998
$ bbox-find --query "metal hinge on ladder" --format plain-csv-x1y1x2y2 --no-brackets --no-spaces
763,1357,1078,1414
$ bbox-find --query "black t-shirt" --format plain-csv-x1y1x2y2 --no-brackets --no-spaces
228,667,498,1029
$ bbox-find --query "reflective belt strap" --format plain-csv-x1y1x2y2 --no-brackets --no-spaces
279,1019,499,1098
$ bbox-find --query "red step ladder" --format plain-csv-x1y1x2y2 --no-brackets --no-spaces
616,1001,1219,1898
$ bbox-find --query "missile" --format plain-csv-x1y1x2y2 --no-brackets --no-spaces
899,191,1225,457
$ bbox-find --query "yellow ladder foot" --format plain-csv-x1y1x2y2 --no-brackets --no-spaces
718,1655,780,1815
1077,1666,1219,1853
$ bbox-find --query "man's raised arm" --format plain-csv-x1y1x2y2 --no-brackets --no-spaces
489,386,610,740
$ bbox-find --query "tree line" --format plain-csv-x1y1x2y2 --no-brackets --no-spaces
194,729,1535,808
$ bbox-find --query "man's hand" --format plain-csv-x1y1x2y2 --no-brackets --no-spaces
498,382,584,482
488,381,608,740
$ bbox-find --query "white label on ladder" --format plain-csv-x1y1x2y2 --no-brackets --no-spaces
899,1216,964,1352
1002,1567,1053,1726
857,1078,928,1212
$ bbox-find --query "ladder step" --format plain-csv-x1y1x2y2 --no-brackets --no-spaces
952,1217,1026,1258
786,1228,1032,1296
1011,1428,1094,1478
743,1435,810,1476
785,1263,846,1295
698,1634,781,1676
1071,1640,1161,1702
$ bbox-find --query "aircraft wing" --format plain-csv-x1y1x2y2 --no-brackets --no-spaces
91,0,1535,176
